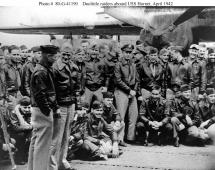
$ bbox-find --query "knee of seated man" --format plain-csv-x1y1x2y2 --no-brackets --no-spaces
165,123,173,131
136,121,145,129
171,117,180,124
103,141,112,154
188,126,199,137
207,124,215,139
82,140,91,150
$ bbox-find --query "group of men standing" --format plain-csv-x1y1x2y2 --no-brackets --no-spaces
0,38,215,170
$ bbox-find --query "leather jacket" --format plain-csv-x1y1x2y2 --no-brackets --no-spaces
206,62,215,87
3,59,21,95
167,60,191,88
31,59,59,116
20,61,35,97
85,57,108,91
114,57,140,95
53,59,78,106
189,59,207,94
139,60,164,91
174,96,201,127
139,97,169,125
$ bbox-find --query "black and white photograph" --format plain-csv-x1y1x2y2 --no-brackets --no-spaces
0,1,215,169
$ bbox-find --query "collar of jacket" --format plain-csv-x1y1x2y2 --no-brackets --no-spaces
4,58,15,69
86,56,100,62
121,57,132,66
149,96,165,105
70,60,79,70
191,59,200,64
179,96,194,106
56,58,66,70
148,60,159,66
39,58,52,71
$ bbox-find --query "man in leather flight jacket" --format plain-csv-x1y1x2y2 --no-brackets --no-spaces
28,45,60,170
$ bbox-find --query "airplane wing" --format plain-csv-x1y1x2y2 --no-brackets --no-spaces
0,6,141,35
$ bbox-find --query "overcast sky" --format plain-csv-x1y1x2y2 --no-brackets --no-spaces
0,32,64,48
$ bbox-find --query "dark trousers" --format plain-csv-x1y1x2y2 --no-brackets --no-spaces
136,121,173,142
81,140,101,158
10,131,31,161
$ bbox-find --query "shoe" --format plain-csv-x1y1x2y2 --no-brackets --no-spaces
91,154,108,161
108,150,123,158
98,154,108,161
144,139,148,146
119,141,127,147
63,168,77,170
125,140,136,145
174,137,179,147
15,160,26,165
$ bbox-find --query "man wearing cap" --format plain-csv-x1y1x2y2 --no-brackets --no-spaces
188,44,207,101
169,84,204,146
50,46,77,170
139,47,165,100
133,40,148,65
3,45,22,99
20,46,41,97
84,44,108,105
188,44,199,64
114,43,140,143
28,45,60,170
8,96,32,164
133,42,149,77
198,88,215,142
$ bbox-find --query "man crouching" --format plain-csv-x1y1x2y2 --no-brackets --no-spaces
136,85,173,146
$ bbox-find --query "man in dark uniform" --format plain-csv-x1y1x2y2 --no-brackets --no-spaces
206,49,215,88
169,84,204,146
138,47,164,100
188,45,207,101
84,44,108,105
28,45,60,170
73,48,86,104
104,51,119,93
159,48,170,98
133,40,148,66
114,44,140,143
3,45,21,99
199,88,215,143
136,85,172,146
167,46,192,95
20,46,41,97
